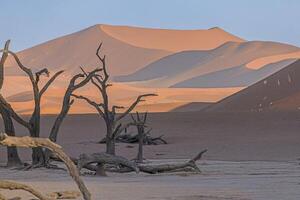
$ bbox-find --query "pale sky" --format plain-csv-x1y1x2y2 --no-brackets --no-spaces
1,0,299,51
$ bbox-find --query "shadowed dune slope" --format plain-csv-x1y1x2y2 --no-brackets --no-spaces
172,59,296,88
115,41,300,88
205,59,300,112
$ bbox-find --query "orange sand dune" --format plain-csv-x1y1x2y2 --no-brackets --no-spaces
5,25,170,77
5,78,242,114
246,51,300,69
117,41,300,88
2,24,300,114
4,24,245,78
101,25,244,51
206,60,300,112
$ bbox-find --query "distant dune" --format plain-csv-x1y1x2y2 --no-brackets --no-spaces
101,25,244,51
116,41,299,88
2,24,300,114
206,60,300,112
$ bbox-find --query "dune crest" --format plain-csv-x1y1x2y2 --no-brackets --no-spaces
101,24,245,52
246,51,300,69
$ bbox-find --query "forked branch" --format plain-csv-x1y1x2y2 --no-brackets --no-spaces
116,94,157,121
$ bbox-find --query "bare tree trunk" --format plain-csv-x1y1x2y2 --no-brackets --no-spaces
0,107,22,167
30,115,45,165
104,119,116,155
0,40,22,167
136,126,144,163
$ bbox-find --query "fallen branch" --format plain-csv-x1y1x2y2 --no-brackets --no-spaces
77,153,139,176
78,150,207,175
0,180,52,200
0,133,91,200
99,133,167,145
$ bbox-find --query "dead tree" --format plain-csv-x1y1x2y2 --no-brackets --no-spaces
0,133,91,200
74,150,207,175
0,44,63,165
43,68,102,165
0,41,100,166
72,43,156,155
48,68,102,143
0,40,22,167
131,112,147,163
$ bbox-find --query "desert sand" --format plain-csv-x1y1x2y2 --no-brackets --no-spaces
1,111,300,199
1,160,300,200
1,111,300,162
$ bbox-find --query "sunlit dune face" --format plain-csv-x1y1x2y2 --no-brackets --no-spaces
3,78,243,114
246,51,300,69
101,25,244,52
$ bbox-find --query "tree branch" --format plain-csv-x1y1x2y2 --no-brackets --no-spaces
0,95,30,129
0,180,52,200
1,50,35,85
0,40,10,90
71,94,104,117
39,70,64,97
35,68,50,84
116,94,157,121
0,133,91,200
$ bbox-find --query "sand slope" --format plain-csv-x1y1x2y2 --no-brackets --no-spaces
5,25,169,77
101,25,245,51
2,24,300,114
206,59,300,111
116,41,300,88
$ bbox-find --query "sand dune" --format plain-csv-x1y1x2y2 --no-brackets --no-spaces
6,81,241,114
5,24,170,77
2,24,300,114
116,41,299,88
172,59,295,88
205,59,300,111
246,51,300,69
101,25,245,51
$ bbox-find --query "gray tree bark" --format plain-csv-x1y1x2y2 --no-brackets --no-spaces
0,40,22,167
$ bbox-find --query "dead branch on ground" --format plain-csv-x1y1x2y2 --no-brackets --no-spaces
0,133,91,200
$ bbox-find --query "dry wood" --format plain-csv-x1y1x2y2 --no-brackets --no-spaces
49,68,102,143
77,153,139,175
0,134,91,200
0,40,22,167
77,150,207,175
99,132,167,145
0,180,52,200
48,191,81,199
139,149,208,174
0,45,64,164
72,43,157,155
